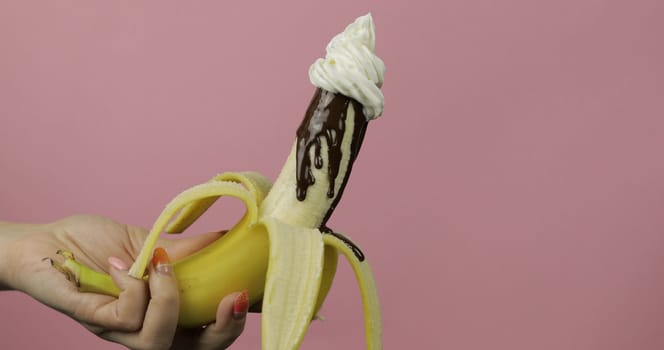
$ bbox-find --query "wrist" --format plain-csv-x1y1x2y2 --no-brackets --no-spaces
0,222,44,291
0,223,16,290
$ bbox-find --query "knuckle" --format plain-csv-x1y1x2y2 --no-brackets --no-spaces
112,314,143,332
109,308,143,332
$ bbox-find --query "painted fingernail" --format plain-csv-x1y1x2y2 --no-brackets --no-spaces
108,256,128,271
152,247,172,275
233,290,249,320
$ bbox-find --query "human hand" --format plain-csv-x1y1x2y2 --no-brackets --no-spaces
0,215,247,349
97,247,248,350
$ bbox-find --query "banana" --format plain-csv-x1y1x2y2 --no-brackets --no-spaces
52,14,385,350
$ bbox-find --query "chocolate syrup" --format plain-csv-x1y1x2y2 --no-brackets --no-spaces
296,88,367,203
321,226,366,262
295,88,368,261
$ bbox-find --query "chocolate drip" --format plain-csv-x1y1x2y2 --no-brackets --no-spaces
295,88,369,261
319,103,368,228
321,227,365,262
295,88,367,205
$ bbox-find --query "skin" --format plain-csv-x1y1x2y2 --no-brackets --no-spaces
0,215,246,350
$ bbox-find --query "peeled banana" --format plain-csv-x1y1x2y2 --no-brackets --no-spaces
52,13,385,350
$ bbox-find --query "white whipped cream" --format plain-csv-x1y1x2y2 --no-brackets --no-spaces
309,13,386,120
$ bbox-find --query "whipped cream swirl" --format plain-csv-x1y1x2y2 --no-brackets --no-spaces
309,14,386,120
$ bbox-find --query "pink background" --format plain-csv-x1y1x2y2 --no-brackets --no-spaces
2,1,664,349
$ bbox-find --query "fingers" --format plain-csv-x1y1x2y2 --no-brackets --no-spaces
193,291,249,350
140,248,180,345
170,291,249,350
101,259,151,331
77,246,248,350
102,248,180,350
60,257,149,332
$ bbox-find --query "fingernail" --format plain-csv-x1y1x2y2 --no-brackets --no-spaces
108,256,128,271
152,247,172,275
233,290,249,320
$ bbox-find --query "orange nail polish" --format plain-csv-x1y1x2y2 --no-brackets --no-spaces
233,290,249,320
152,247,171,275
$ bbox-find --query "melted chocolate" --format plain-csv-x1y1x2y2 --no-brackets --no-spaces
296,88,368,261
296,88,367,204
321,227,366,262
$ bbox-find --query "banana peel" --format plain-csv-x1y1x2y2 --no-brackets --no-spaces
54,170,381,349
